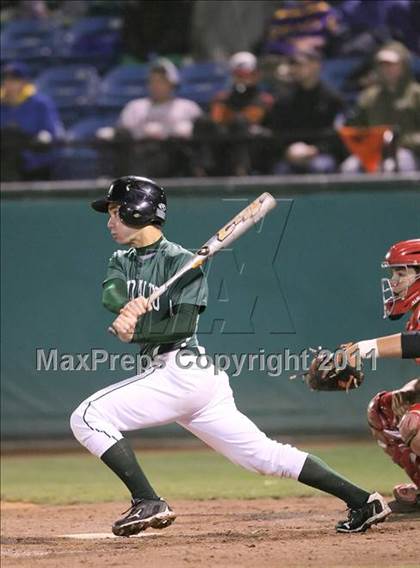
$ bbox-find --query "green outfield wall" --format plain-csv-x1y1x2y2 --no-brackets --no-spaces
1,175,420,439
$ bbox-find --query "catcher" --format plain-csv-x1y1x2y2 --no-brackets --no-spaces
306,239,420,509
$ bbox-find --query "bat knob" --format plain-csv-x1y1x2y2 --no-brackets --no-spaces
108,326,117,336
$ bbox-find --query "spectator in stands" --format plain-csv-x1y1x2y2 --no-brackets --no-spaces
265,49,344,174
211,52,274,128
193,52,274,176
0,62,63,181
106,58,202,177
118,59,201,140
341,41,420,173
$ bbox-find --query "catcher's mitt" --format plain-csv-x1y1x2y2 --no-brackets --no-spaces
303,347,364,392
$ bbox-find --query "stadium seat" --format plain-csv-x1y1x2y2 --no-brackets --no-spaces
36,65,100,125
180,62,229,84
59,16,122,71
66,114,119,139
320,57,362,92
53,114,119,180
178,62,229,105
0,19,60,74
97,64,149,110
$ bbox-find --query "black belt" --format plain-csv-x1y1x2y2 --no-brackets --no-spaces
154,343,202,357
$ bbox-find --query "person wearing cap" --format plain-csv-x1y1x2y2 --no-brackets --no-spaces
193,52,273,176
264,49,345,174
341,41,420,173
211,52,273,127
101,58,202,178
0,62,63,181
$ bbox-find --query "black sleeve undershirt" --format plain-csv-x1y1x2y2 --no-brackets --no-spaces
401,331,420,358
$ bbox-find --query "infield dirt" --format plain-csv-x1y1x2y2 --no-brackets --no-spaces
1,497,419,568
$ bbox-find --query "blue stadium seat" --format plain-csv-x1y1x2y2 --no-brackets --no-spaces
180,62,229,84
53,114,119,180
36,65,100,125
178,62,229,105
98,64,149,110
59,16,122,71
66,114,119,140
320,57,362,92
0,19,60,74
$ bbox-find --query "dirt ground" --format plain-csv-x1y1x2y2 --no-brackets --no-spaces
1,498,419,568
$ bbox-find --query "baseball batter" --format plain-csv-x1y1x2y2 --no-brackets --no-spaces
70,176,390,536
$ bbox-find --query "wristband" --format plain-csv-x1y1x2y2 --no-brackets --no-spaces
357,339,379,359
401,332,420,359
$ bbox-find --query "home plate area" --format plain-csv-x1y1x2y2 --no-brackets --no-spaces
59,532,163,539
1,498,419,568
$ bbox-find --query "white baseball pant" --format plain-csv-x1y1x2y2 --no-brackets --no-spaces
70,350,308,479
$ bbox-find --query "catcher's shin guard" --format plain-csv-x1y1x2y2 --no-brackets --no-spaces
368,392,420,487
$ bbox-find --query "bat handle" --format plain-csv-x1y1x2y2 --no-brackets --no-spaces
108,325,117,336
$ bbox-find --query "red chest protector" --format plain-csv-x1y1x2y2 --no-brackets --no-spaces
406,303,420,363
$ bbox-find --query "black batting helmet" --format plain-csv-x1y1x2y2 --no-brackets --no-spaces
91,176,167,228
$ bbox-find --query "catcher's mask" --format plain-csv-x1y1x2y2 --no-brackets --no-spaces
381,239,420,319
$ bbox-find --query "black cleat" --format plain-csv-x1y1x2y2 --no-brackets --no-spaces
112,498,176,537
336,492,391,533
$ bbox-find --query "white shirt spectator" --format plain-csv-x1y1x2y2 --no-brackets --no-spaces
118,97,202,140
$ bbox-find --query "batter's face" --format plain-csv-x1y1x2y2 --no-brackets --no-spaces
389,267,418,298
107,204,140,244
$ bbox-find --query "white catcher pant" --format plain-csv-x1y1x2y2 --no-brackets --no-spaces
70,350,307,479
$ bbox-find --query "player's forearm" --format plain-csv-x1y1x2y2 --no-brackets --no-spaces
356,332,420,359
132,304,199,344
376,334,402,357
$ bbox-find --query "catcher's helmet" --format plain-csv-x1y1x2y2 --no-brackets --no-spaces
381,239,420,318
91,176,167,228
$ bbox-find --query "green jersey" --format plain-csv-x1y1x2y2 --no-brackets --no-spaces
103,236,208,357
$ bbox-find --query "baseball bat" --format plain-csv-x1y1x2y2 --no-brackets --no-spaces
109,192,277,336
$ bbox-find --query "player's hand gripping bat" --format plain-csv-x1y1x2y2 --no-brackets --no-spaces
109,192,277,336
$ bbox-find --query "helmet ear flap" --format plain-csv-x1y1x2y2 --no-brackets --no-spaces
118,203,144,228
118,202,157,228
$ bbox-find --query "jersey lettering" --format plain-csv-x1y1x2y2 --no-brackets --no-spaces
127,279,160,311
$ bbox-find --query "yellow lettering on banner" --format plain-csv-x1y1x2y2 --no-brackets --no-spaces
217,199,262,242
